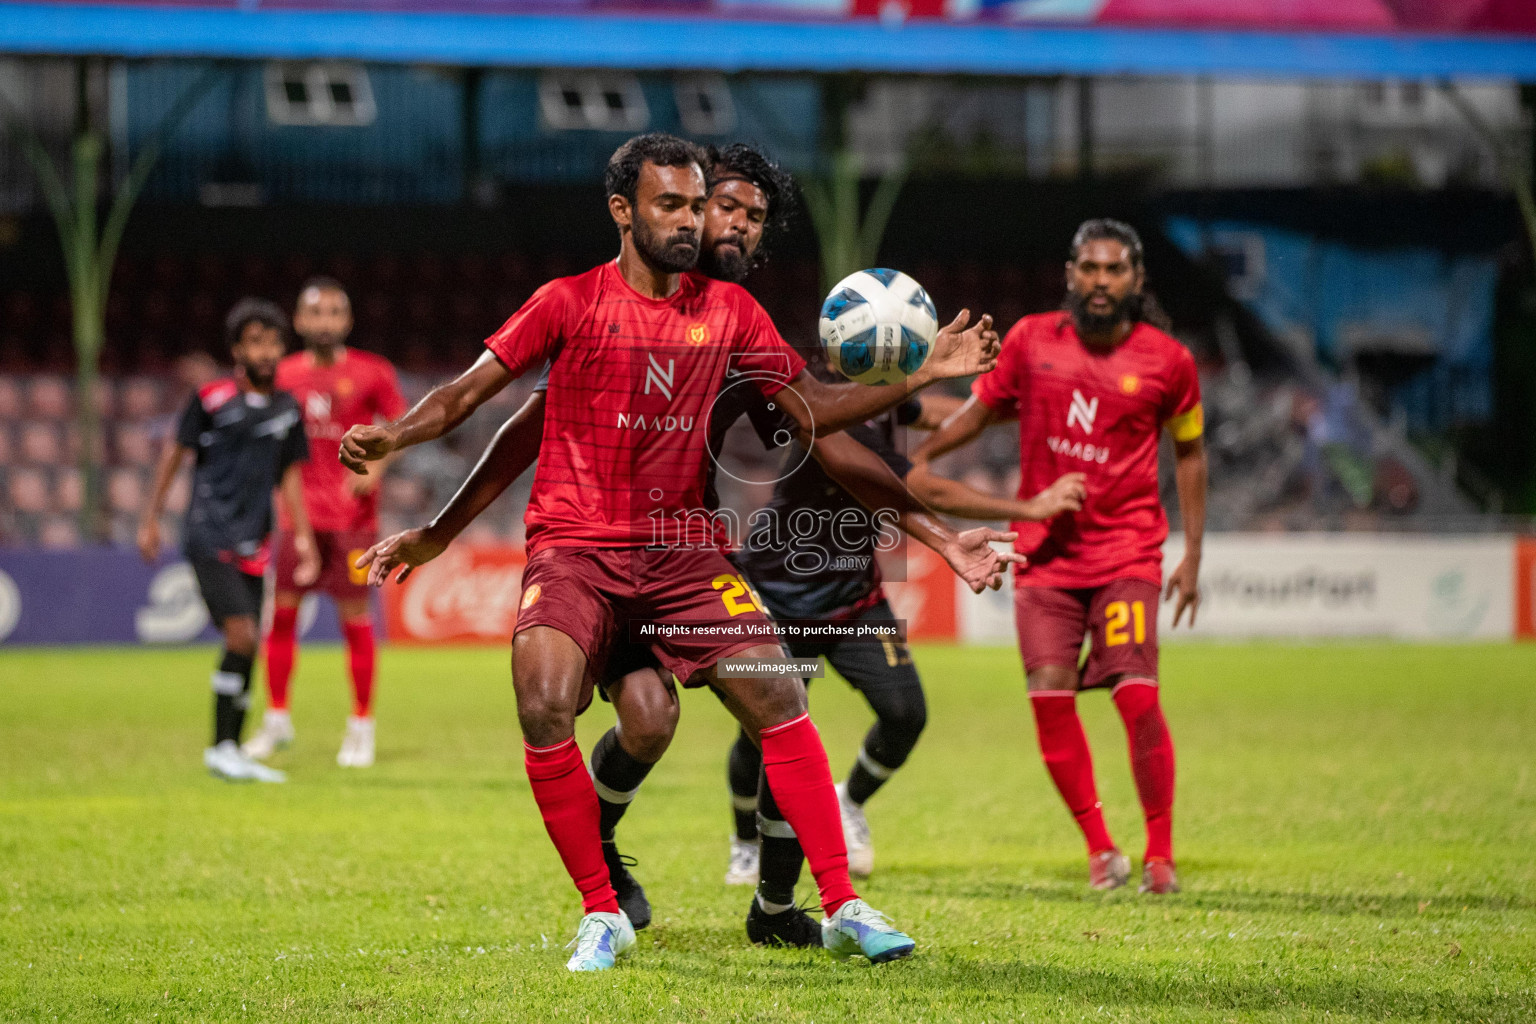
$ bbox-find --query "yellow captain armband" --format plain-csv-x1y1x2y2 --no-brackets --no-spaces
1165,403,1204,442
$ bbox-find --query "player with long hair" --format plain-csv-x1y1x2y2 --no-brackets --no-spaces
912,219,1207,894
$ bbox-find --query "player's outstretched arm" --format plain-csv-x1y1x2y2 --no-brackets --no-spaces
775,311,1000,439
908,391,967,430
806,430,1023,593
278,463,321,588
1165,435,1207,628
908,392,998,468
339,351,513,474
907,467,1085,523
357,391,546,586
136,439,190,563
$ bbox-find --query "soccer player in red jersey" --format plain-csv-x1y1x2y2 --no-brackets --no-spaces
339,134,1005,969
912,219,1208,895
356,142,1057,946
244,278,407,768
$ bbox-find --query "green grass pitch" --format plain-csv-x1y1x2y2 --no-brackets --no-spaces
1,641,1533,1022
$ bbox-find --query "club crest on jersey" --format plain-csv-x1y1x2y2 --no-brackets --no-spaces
686,322,711,346
520,584,541,610
1067,389,1099,434
1120,374,1140,395
643,354,675,400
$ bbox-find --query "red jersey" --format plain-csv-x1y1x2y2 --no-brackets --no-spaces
276,347,407,533
972,313,1203,589
484,260,805,554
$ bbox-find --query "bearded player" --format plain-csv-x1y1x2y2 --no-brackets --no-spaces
138,299,318,783
339,134,1007,970
357,142,1061,947
912,219,1207,895
243,278,407,768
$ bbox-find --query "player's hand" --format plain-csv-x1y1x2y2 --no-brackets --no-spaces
1164,554,1200,628
941,527,1027,594
918,310,1000,384
344,472,382,499
293,533,322,588
135,519,160,564
1032,473,1087,518
356,527,447,587
339,424,397,475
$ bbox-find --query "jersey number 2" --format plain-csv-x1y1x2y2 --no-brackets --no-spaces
1104,600,1146,647
713,574,765,617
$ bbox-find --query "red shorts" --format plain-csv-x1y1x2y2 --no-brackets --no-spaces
513,545,777,699
1013,577,1160,690
274,528,374,600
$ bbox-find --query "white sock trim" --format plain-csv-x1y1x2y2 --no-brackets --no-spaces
731,793,758,812
591,774,641,805
210,670,244,696
757,814,796,839
856,746,895,781
756,894,795,915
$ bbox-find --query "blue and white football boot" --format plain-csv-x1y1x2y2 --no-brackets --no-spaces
564,910,636,972
821,899,915,964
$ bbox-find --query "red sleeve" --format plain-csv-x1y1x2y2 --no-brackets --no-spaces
373,358,407,421
731,294,806,398
971,321,1029,419
1160,342,1204,441
1159,343,1202,420
484,277,583,377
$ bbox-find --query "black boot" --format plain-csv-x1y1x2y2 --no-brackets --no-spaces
603,841,651,931
745,896,821,948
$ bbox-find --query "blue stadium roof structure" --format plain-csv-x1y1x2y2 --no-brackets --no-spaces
3,3,1536,80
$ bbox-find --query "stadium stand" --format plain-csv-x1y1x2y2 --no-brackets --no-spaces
0,233,1494,549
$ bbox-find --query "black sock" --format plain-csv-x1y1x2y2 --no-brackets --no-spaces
844,686,928,805
755,766,803,910
728,728,762,841
845,741,894,806
211,649,254,746
590,728,655,841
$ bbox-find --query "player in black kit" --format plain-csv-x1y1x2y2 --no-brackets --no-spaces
719,364,1082,932
138,298,319,782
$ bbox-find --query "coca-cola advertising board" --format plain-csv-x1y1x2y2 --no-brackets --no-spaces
879,543,958,641
379,544,527,644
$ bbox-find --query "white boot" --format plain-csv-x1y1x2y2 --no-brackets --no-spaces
337,716,375,768
241,709,293,761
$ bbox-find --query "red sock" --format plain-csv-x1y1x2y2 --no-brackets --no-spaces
342,616,376,718
524,738,618,916
1113,679,1175,862
264,605,298,712
1028,691,1115,854
760,714,858,916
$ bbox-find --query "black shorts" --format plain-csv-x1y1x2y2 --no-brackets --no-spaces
190,556,265,624
592,640,669,704
787,599,922,698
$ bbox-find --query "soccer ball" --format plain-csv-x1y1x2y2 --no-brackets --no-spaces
818,268,938,386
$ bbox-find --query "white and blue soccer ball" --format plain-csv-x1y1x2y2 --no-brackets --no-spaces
818,268,938,386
